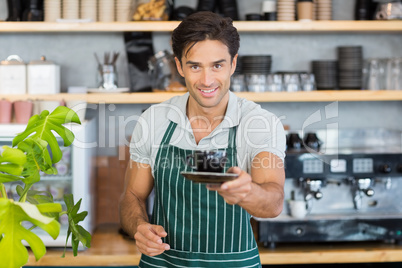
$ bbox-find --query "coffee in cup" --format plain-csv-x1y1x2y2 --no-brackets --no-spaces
187,150,228,173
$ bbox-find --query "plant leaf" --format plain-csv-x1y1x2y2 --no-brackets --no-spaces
12,107,81,164
73,211,88,223
17,187,54,205
71,233,80,256
73,225,91,256
16,185,59,219
0,199,61,268
37,203,63,214
0,146,26,183
17,138,58,185
64,193,74,210
63,194,91,256
71,198,82,217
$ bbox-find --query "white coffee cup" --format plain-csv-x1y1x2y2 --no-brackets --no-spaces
262,0,277,12
288,200,308,219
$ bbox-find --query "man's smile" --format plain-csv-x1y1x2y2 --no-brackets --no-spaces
199,87,217,93
198,87,218,97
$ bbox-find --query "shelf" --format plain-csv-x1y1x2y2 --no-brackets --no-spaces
0,21,401,33
1,90,402,104
234,20,402,32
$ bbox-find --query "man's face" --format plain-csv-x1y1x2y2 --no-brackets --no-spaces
175,40,237,110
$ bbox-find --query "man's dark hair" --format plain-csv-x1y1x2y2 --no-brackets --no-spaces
171,11,240,62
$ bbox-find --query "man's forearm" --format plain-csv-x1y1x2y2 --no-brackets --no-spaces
239,182,284,218
119,190,149,238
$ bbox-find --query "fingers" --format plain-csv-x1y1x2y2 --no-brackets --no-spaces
134,224,170,256
205,183,221,190
221,170,252,190
153,224,168,238
227,166,241,175
206,167,252,191
206,167,253,205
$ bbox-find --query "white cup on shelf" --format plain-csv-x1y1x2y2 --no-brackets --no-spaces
288,200,308,219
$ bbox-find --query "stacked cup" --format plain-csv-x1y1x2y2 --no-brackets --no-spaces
313,0,317,20
99,0,115,22
315,0,332,20
312,60,338,89
277,0,296,21
44,0,62,22
262,0,277,21
242,55,272,92
63,0,80,20
116,0,133,22
80,0,97,21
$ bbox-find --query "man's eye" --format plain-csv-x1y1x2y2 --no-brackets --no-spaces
214,64,222,69
191,65,199,70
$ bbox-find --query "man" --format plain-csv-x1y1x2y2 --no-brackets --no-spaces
120,11,286,267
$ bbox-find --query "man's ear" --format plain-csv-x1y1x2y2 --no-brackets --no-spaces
175,57,185,77
230,54,238,76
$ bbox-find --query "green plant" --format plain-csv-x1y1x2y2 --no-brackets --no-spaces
0,106,91,268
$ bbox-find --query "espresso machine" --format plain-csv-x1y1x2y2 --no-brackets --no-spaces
256,128,402,248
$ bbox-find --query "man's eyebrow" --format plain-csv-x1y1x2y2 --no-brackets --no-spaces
185,59,227,65
214,59,227,64
185,60,199,65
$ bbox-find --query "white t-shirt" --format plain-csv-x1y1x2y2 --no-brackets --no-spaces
130,91,286,176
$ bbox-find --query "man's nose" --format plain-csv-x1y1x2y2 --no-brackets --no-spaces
200,68,214,87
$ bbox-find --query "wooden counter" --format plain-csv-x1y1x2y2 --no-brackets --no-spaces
27,224,402,266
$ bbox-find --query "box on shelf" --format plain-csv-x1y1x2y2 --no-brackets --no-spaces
0,55,27,95
27,56,60,94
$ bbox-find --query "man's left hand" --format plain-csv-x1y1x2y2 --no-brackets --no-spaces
206,166,252,205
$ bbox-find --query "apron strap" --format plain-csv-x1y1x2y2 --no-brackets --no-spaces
160,121,177,146
227,125,237,150
162,121,237,149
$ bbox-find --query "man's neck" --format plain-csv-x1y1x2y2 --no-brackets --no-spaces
186,95,229,143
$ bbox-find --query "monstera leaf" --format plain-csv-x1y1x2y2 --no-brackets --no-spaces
15,185,59,220
0,199,61,268
62,194,91,257
0,146,26,183
17,137,57,185
16,185,54,205
12,107,81,164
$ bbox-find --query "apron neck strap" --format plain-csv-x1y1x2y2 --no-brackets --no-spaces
161,121,237,148
161,121,177,146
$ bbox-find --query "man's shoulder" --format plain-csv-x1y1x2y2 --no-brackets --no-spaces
140,93,188,123
151,93,187,110
236,95,275,120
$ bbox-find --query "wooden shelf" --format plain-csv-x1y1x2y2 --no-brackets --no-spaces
2,90,402,104
0,21,401,33
234,20,402,33
27,224,402,266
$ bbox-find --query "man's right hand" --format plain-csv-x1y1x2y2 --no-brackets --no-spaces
134,223,170,256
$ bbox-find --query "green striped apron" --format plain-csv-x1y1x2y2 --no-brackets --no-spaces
139,121,261,268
